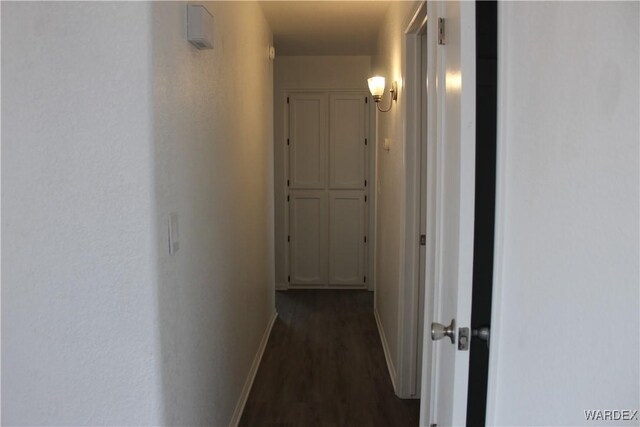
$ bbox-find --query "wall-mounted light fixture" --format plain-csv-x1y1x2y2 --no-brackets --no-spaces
367,76,398,112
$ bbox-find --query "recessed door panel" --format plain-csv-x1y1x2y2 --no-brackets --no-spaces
289,94,327,189
329,192,365,286
329,94,366,189
289,192,328,286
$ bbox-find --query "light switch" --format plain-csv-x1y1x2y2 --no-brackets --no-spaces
383,138,391,151
168,213,179,255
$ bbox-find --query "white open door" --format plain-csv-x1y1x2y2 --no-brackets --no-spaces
422,1,476,426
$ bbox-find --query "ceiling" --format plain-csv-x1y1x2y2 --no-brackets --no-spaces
260,1,391,56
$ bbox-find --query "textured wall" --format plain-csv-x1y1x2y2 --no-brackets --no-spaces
2,2,275,425
371,1,419,391
152,2,275,425
273,56,371,289
1,2,161,424
489,2,639,424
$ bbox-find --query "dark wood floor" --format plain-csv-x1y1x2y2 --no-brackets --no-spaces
240,290,420,427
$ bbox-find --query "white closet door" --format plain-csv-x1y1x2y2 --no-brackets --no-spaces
286,91,368,289
329,94,367,189
329,192,365,286
289,192,328,287
289,94,327,189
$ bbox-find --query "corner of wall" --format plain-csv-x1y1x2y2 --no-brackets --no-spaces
370,0,424,400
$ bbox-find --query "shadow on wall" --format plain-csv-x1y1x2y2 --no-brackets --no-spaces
150,2,275,425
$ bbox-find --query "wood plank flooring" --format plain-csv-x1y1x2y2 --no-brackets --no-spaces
240,290,420,427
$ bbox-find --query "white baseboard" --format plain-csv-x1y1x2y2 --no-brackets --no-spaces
374,307,398,393
228,311,278,427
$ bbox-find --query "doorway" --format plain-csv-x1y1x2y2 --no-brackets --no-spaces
416,1,497,425
466,1,497,424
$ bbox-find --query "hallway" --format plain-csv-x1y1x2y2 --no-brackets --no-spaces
240,291,419,426
3,2,638,425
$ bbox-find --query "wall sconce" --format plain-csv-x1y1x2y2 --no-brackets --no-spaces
367,76,398,112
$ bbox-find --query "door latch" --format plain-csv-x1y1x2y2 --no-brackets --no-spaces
458,327,470,351
458,326,490,351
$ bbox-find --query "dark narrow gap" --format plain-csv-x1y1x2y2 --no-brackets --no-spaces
466,1,497,426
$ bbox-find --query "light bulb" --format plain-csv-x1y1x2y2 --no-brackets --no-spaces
367,76,386,100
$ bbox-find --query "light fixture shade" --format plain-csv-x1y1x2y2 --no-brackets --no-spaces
367,76,386,98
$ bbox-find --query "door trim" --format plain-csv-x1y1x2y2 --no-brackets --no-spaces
397,0,430,400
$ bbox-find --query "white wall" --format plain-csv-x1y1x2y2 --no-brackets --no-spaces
1,3,161,424
370,0,420,393
152,2,275,425
273,56,371,288
2,2,275,425
489,2,639,425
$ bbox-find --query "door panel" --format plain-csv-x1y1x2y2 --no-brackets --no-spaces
289,94,327,189
426,1,476,426
289,192,328,286
329,192,365,286
286,91,369,289
329,94,366,189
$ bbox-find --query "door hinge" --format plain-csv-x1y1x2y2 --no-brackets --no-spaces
365,97,368,104
438,18,445,45
364,236,367,243
365,195,367,202
364,276,367,283
287,195,290,202
287,179,290,187
364,179,367,187
288,235,290,242
287,275,290,282
420,234,426,246
287,138,290,146
365,138,368,146
287,96,290,104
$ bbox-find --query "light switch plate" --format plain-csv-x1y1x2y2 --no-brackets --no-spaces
384,138,391,151
168,213,179,255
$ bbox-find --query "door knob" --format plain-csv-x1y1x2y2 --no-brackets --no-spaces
472,326,490,348
431,319,456,344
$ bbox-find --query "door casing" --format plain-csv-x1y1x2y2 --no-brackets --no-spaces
396,0,430,400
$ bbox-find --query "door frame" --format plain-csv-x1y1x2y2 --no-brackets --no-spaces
484,2,510,422
396,1,431,399
282,89,375,290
